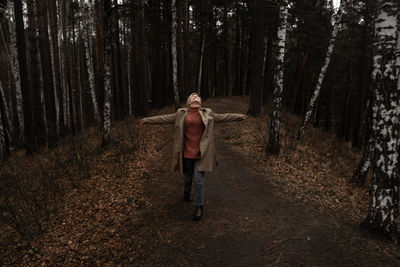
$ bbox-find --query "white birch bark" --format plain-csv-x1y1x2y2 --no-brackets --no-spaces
38,46,48,136
0,82,6,160
0,79,12,134
266,0,289,155
8,2,24,138
298,2,344,141
127,47,132,115
84,28,101,124
102,3,112,145
197,34,206,95
361,0,399,240
77,35,84,130
171,0,180,106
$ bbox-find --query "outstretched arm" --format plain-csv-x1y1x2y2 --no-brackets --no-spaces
140,113,177,125
213,112,247,123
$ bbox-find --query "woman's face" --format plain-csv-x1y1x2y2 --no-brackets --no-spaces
189,95,201,107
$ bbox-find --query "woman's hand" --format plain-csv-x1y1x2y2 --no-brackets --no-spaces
139,119,144,125
242,114,248,120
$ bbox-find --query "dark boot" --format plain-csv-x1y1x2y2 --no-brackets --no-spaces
184,191,192,202
193,205,203,221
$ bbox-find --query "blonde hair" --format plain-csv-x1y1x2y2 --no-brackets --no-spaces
186,93,202,105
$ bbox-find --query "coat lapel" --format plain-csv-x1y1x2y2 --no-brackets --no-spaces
199,108,209,127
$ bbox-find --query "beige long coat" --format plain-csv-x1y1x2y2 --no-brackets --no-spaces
142,108,244,174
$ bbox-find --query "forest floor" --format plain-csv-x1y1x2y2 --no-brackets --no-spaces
2,96,400,266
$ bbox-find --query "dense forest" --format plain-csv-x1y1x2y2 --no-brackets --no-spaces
1,0,400,261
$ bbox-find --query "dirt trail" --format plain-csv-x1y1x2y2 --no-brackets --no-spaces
135,98,400,266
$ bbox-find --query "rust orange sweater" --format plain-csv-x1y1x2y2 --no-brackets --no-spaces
184,107,205,159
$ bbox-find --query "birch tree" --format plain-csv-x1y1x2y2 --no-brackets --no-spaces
0,81,7,160
13,0,35,153
102,0,112,146
83,6,101,124
0,79,12,135
298,1,344,141
360,0,400,243
171,0,180,107
8,2,24,140
265,0,289,155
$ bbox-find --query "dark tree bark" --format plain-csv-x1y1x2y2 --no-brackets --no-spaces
14,0,35,154
48,0,64,134
27,0,46,147
37,0,58,148
132,0,149,116
247,0,266,117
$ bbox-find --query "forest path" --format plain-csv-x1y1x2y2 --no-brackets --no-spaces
136,98,400,266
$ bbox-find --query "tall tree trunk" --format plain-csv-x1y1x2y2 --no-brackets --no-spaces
298,3,344,141
223,0,230,96
197,34,206,95
171,0,180,107
95,0,105,127
8,2,24,143
13,0,35,153
361,0,399,243
27,0,46,147
0,80,10,159
112,0,124,119
0,80,7,160
183,0,189,97
247,0,267,117
289,50,308,112
48,0,64,135
83,21,101,124
0,79,12,135
37,0,57,148
266,0,289,155
102,0,112,146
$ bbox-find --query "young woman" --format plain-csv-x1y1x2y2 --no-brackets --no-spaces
140,93,247,220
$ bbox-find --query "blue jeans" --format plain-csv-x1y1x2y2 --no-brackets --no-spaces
183,158,204,206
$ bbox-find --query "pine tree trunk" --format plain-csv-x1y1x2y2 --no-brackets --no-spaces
247,0,267,117
13,0,35,153
197,34,206,95
289,50,308,112
361,0,399,243
48,0,64,134
171,0,180,107
27,0,46,147
298,3,343,141
37,0,57,148
266,0,289,155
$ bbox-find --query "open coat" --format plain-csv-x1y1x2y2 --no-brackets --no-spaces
142,108,244,174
